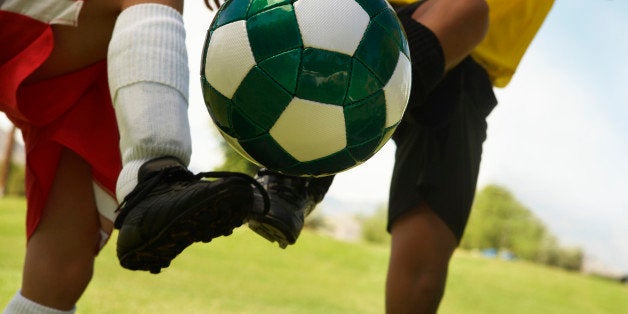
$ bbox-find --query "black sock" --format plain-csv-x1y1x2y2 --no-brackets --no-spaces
397,12,445,107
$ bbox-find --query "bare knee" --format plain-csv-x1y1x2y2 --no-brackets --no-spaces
411,271,448,312
455,0,489,17
413,0,489,70
420,0,489,26
386,205,457,313
20,149,103,309
23,208,102,296
387,259,450,311
40,246,97,291
457,0,490,35
21,232,99,310
387,257,450,314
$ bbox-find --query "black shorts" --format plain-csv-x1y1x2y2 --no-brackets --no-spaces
388,54,497,241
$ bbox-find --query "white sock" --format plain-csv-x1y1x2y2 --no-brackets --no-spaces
3,292,75,314
108,3,192,203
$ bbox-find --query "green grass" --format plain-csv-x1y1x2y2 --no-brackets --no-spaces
1,197,626,313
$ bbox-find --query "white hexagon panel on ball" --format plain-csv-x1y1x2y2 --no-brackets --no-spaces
383,52,412,128
293,0,370,56
270,98,346,162
203,21,256,98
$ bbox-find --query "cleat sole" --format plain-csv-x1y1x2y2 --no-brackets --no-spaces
248,218,295,249
118,180,252,273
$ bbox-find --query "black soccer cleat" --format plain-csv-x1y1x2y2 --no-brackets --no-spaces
247,169,324,249
114,157,261,273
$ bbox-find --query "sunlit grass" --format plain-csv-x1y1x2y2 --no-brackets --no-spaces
1,197,625,313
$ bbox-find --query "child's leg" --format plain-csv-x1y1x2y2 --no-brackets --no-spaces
19,149,102,312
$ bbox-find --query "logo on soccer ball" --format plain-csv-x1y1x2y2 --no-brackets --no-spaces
201,0,411,176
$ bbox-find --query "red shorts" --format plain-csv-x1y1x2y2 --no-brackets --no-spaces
0,9,122,238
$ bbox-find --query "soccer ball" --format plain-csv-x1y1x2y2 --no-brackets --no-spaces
201,0,411,176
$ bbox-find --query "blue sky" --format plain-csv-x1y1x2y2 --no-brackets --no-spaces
184,0,628,273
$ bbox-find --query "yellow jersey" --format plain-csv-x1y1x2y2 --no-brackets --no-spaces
389,0,555,87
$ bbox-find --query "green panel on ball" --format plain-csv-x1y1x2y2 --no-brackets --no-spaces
345,59,383,104
240,134,299,170
353,0,388,17
378,125,397,150
354,22,399,84
297,48,351,105
231,108,266,139
217,124,237,138
233,66,293,130
348,134,382,162
373,9,410,57
247,4,302,62
201,77,231,129
258,48,301,94
371,124,397,155
344,91,386,146
285,149,357,176
219,129,259,166
248,0,292,17
211,0,251,30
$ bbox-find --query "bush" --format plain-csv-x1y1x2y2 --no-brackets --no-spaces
4,162,25,197
461,184,584,272
304,208,328,231
360,205,390,245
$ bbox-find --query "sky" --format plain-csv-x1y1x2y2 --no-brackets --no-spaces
182,0,628,274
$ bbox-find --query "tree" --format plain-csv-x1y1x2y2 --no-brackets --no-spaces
5,162,25,196
0,125,16,197
460,184,584,271
360,204,390,245
461,185,549,260
556,247,584,271
304,209,328,231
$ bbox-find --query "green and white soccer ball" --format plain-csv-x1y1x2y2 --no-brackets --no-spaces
201,0,411,176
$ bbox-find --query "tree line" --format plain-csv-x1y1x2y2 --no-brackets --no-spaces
361,185,583,272
459,185,583,271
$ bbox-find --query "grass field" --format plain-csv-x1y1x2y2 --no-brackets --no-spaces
1,197,626,313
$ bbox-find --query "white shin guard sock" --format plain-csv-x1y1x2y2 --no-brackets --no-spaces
3,291,75,314
108,4,192,202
